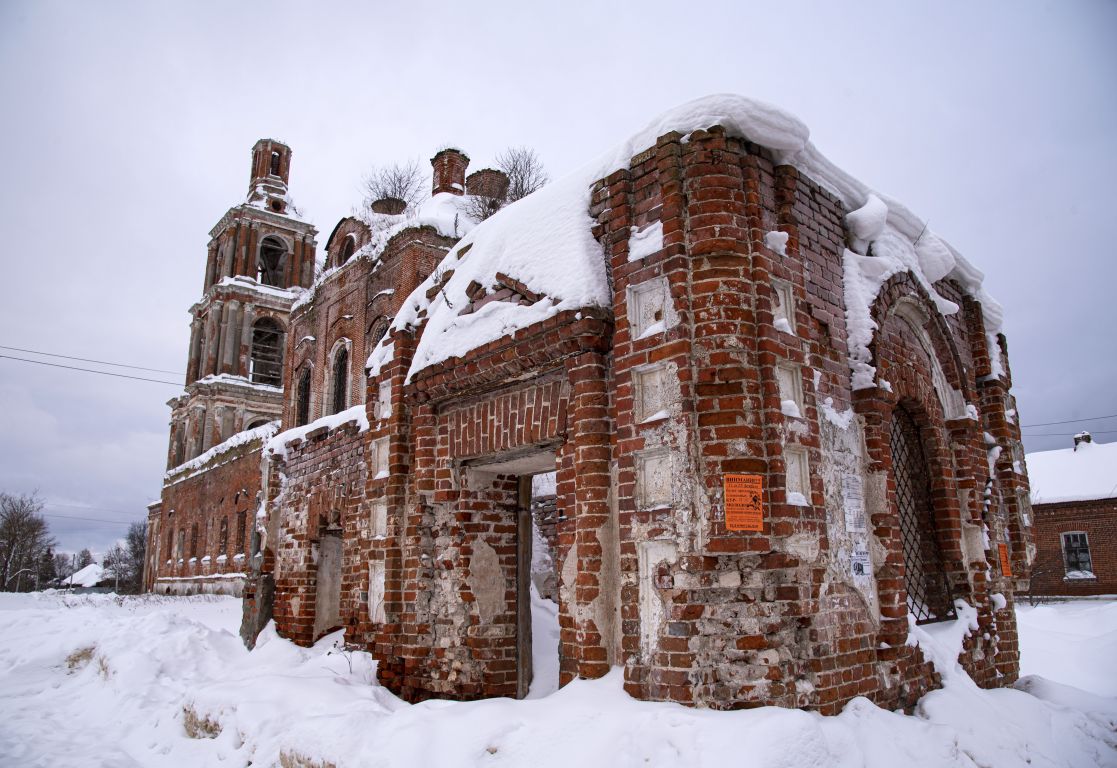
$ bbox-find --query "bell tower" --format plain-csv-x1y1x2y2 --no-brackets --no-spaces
165,139,318,469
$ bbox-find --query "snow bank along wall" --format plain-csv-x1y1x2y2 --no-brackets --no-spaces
153,97,1036,714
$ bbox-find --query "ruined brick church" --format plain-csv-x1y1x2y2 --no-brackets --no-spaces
144,95,1035,713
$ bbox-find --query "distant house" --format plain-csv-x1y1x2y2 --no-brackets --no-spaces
1026,433,1117,596
59,563,113,593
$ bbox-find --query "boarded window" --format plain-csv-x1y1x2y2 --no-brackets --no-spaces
258,236,287,286
250,318,285,386
331,347,349,414
890,407,956,624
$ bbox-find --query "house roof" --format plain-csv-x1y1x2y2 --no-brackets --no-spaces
1026,439,1117,505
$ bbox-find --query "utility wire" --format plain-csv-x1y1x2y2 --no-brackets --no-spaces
1020,413,1117,428
0,355,182,386
0,345,185,376
1020,430,1117,437
41,512,140,526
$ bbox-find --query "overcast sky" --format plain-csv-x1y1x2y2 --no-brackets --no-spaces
0,0,1113,556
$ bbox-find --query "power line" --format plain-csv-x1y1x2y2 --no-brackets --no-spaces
1020,430,1117,437
45,501,156,517
0,345,185,376
1020,413,1117,428
41,512,140,526
0,355,182,386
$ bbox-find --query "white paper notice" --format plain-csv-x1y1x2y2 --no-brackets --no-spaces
842,475,866,532
851,546,871,578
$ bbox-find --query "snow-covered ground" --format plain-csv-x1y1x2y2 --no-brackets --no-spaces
0,592,1114,767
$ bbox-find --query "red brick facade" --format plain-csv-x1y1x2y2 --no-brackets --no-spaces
155,115,1033,716
1028,498,1117,596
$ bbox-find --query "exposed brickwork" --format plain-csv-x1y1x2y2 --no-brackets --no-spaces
146,440,263,595
157,125,1031,716
1028,498,1117,596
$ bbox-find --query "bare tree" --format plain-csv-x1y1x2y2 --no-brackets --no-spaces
498,146,549,203
76,548,94,570
0,493,56,592
466,146,550,223
53,552,73,582
103,521,147,594
360,159,426,217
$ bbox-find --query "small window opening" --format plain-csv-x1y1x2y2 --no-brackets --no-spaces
236,511,247,554
1061,532,1093,575
331,347,349,414
250,318,285,386
190,523,199,559
269,151,281,176
258,236,287,286
219,517,229,557
296,366,312,426
339,235,356,266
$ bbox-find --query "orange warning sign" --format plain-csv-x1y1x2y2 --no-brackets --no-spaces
724,474,764,532
998,543,1012,577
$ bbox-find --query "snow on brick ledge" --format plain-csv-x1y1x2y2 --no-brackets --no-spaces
166,421,279,482
1026,439,1117,505
373,94,1004,387
265,404,369,460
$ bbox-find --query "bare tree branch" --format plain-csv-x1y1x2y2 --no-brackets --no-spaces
360,160,426,217
498,146,549,203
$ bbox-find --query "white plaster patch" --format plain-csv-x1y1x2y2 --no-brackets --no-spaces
377,380,392,419
776,364,804,417
370,497,387,538
633,362,675,424
638,539,678,656
627,276,678,340
635,448,673,509
372,437,389,479
784,445,810,502
368,559,386,623
772,280,795,334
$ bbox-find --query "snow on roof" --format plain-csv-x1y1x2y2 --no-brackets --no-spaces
68,563,104,588
371,93,1003,385
292,192,475,313
1026,439,1117,505
166,421,279,481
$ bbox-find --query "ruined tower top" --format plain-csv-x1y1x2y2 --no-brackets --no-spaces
247,138,293,214
431,148,469,196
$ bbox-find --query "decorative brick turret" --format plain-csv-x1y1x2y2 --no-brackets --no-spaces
248,139,292,214
371,197,407,215
466,168,509,200
431,148,469,196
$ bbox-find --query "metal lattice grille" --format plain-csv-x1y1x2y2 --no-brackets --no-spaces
891,408,956,624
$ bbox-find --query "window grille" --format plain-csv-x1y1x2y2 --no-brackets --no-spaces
190,524,199,559
1061,532,1093,574
250,319,285,386
891,408,956,624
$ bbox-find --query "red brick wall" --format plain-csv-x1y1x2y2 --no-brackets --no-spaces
1028,498,1117,596
149,442,262,594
